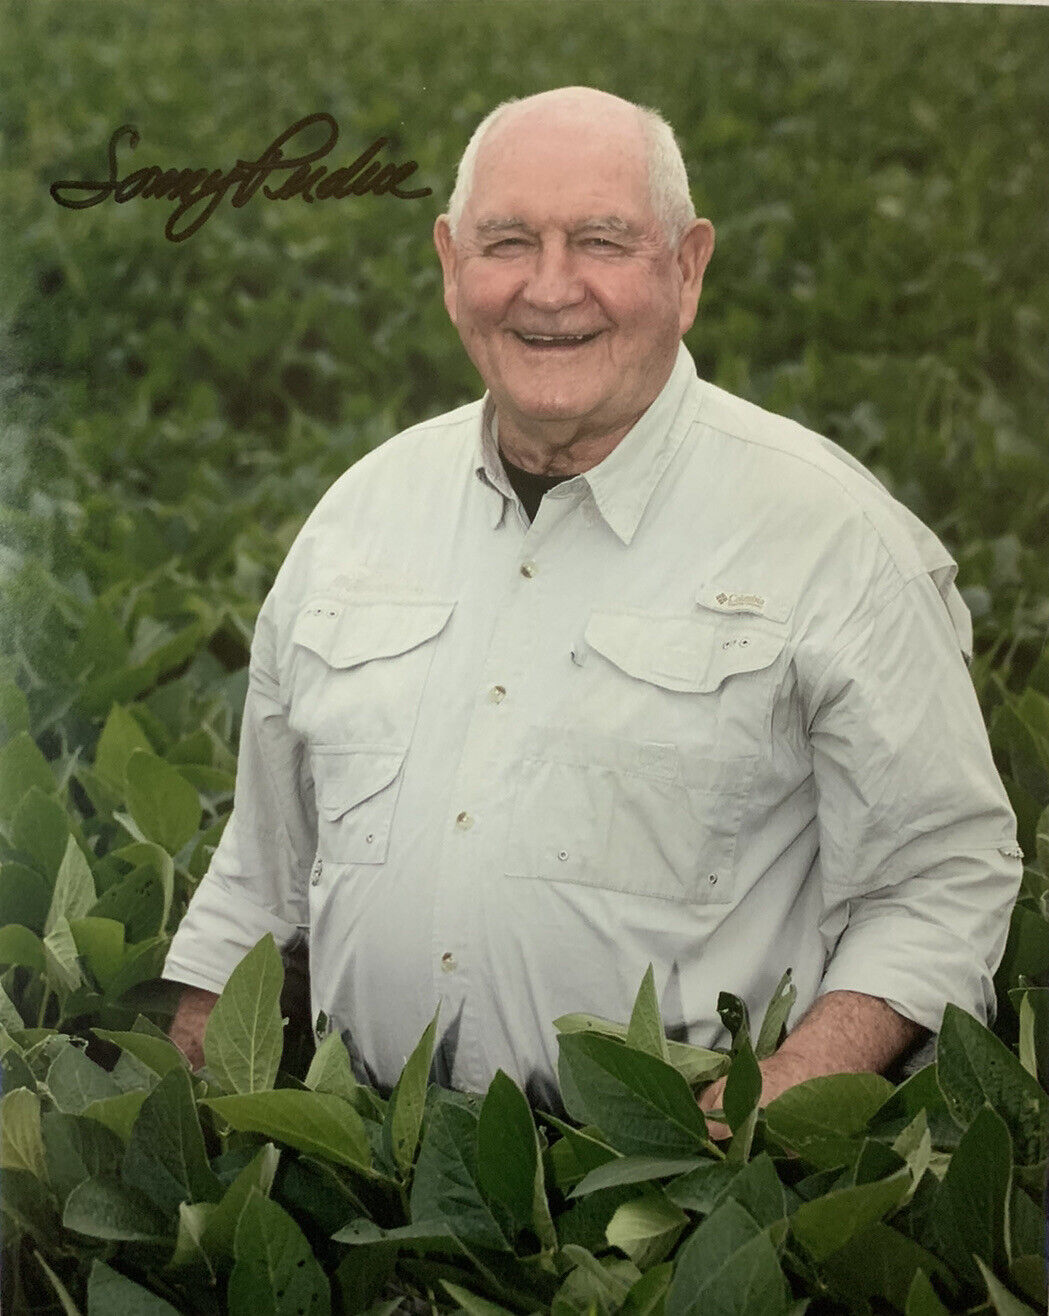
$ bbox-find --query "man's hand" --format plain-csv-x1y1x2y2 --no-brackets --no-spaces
168,984,220,1071
697,989,927,1141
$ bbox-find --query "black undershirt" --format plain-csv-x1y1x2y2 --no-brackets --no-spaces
499,448,571,522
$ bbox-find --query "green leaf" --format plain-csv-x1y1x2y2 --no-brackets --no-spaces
44,836,97,935
1,1087,46,1178
0,860,51,934
606,1191,689,1269
409,1097,510,1250
11,789,72,879
383,1005,438,1174
122,1066,223,1216
86,1259,180,1314
124,748,202,852
42,1111,125,1208
204,933,284,1094
665,1160,742,1212
64,1177,171,1242
975,1258,1042,1316
716,1152,787,1227
439,1282,517,1315
764,1073,893,1168
110,841,174,933
102,934,167,1000
94,704,153,792
202,1090,372,1171
931,1104,1012,1285
202,1141,280,1260
936,1003,1047,1164
754,970,797,1061
557,1030,711,1158
304,1030,361,1102
476,1068,557,1251
621,1262,674,1316
0,980,24,1032
666,1199,791,1316
554,1012,729,1086
33,1249,83,1316
89,865,165,942
81,1090,149,1142
625,965,671,1062
723,1024,762,1164
70,917,125,991
47,1041,122,1112
43,915,84,992
0,678,30,740
790,1168,911,1260
819,1222,956,1313
570,1155,707,1198
1011,987,1048,1083
228,1188,331,1316
166,1200,216,1278
93,1027,188,1079
904,1269,952,1315
0,731,54,815
0,922,45,971
558,1244,638,1309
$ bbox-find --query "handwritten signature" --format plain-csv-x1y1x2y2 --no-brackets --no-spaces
49,112,434,243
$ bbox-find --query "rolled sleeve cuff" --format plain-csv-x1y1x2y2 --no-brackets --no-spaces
816,910,996,1034
162,871,305,995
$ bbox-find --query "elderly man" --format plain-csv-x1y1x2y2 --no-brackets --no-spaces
164,86,1022,1121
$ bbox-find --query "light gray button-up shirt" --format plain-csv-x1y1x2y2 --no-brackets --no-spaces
163,344,1022,1103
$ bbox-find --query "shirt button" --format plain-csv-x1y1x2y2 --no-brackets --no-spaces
310,859,323,886
520,560,537,578
557,849,569,862
364,832,375,844
488,684,507,703
455,811,474,831
708,873,718,886
441,952,457,973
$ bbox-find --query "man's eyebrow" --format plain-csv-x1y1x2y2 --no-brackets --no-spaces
472,215,641,238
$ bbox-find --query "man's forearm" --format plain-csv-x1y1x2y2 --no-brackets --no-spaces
699,989,927,1134
168,984,220,1070
773,988,927,1077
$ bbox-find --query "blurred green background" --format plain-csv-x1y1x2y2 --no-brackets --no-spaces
1,0,1048,899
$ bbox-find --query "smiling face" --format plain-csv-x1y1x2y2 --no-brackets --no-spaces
434,94,714,470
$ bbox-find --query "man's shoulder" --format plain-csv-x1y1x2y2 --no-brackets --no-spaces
317,397,484,507
693,380,950,571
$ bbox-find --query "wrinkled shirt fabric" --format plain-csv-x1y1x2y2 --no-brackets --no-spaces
163,345,1022,1105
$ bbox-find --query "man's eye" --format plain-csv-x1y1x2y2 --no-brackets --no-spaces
488,238,528,253
584,238,620,250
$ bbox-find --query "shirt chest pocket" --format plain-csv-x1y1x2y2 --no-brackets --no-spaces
505,610,788,905
290,593,455,864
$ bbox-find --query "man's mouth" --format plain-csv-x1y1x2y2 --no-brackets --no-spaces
512,330,602,349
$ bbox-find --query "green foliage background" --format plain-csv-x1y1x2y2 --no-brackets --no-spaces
1,0,1048,1312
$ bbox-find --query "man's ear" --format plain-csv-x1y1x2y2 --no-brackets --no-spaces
675,218,716,336
434,215,459,325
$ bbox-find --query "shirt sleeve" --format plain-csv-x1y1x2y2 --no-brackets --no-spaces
804,569,1022,1030
162,593,316,994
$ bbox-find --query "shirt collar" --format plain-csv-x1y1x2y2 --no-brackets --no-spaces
473,342,704,543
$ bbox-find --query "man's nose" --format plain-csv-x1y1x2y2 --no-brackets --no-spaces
522,240,585,310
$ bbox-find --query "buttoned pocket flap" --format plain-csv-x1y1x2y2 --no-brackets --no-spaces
293,595,455,670
585,610,785,693
312,746,405,822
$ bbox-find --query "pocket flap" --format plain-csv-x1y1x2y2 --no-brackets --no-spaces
293,594,455,670
311,746,405,820
585,610,785,693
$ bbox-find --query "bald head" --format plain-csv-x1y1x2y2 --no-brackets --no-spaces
446,87,696,249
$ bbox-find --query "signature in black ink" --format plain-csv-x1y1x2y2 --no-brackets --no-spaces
49,112,434,243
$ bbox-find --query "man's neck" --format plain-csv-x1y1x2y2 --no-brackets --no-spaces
494,410,643,477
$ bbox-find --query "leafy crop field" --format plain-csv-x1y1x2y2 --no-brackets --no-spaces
1,1,1047,1312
